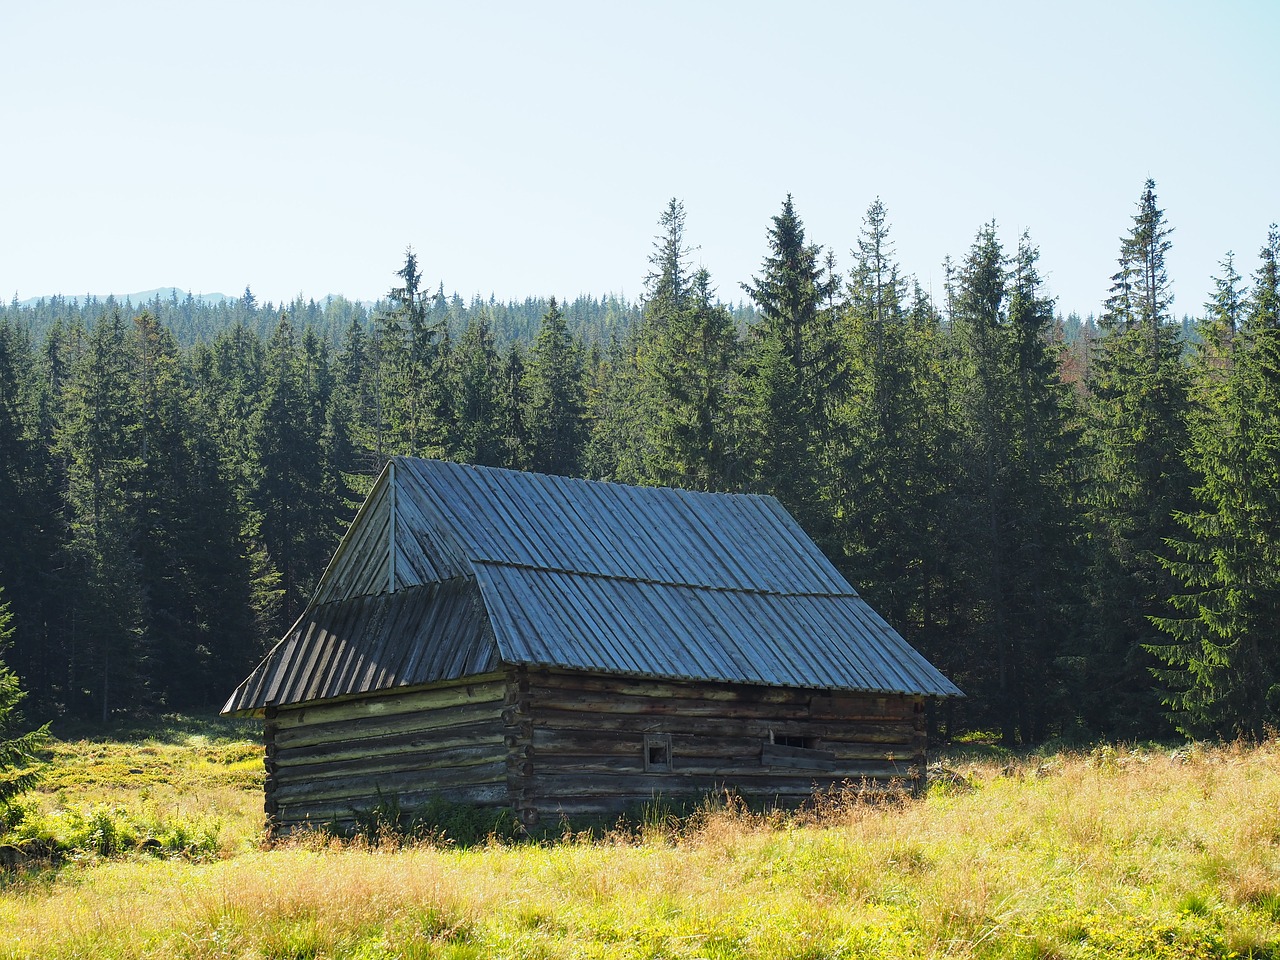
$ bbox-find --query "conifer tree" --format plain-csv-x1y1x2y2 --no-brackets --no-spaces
1151,228,1280,737
335,317,384,481
251,315,336,628
0,587,49,807
582,333,647,483
59,310,147,719
182,344,277,704
0,318,58,703
379,248,452,457
450,314,505,467
926,224,1084,743
636,201,740,490
643,199,693,328
524,298,587,477
1083,180,1193,736
832,201,961,694
741,195,843,532
496,342,531,471
129,312,203,707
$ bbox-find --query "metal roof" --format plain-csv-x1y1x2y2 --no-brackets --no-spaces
223,457,962,715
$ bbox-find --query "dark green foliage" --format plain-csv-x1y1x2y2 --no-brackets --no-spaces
1083,181,1193,737
1151,228,1280,737
252,316,351,629
524,298,587,477
496,342,532,471
637,201,741,490
378,248,455,459
1,196,1277,745
944,225,1083,744
582,333,647,483
449,314,505,467
59,310,148,719
830,202,965,731
741,195,843,532
0,318,59,706
0,589,49,807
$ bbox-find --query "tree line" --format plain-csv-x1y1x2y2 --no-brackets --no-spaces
1,181,1276,744
4,287,760,353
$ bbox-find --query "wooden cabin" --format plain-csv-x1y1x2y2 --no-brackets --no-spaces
223,457,961,832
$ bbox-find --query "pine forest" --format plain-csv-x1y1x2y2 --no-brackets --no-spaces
3,181,1278,746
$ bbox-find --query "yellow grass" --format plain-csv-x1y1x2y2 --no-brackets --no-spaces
9,718,264,857
4,733,1280,958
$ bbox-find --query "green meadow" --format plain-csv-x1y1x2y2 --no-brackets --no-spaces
2,719,1279,959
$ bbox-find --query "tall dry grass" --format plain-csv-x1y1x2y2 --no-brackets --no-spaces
3,741,1280,958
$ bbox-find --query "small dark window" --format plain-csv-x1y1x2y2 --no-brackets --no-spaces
644,733,672,771
774,734,816,749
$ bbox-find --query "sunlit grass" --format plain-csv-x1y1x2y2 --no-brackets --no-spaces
3,723,1280,958
4,715,264,860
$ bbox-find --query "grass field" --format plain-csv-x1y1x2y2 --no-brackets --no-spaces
1,719,1279,958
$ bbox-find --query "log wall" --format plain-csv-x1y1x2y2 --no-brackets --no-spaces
263,667,928,833
264,674,508,833
509,668,926,825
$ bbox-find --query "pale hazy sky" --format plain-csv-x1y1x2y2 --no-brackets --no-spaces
3,1,1277,318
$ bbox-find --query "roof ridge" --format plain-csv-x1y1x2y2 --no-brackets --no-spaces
469,558,861,599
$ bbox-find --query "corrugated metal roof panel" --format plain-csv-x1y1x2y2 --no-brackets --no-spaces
394,458,851,595
222,579,499,715
472,563,962,698
311,470,393,604
223,457,962,714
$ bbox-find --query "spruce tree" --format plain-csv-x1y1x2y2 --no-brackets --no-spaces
637,201,740,490
335,316,384,481
450,314,505,467
496,342,531,471
183,343,276,705
946,224,1083,743
251,315,336,628
0,587,49,807
1151,227,1280,737
129,312,202,707
582,332,647,483
58,309,147,720
0,318,58,705
524,298,587,477
832,201,965,714
1083,180,1193,736
741,195,842,533
379,248,452,457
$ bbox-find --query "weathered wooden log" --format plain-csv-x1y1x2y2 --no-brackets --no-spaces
529,692,837,721
271,677,506,730
529,670,824,702
274,743,504,787
527,769,906,798
276,783,511,828
529,670,918,718
761,742,837,770
531,781,910,820
274,720,500,768
530,710,916,744
273,761,508,805
274,699,504,751
527,727,916,761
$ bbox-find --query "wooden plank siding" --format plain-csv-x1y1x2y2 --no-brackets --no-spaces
264,677,507,833
506,668,926,826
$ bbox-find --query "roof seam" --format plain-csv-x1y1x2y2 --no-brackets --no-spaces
468,558,861,599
